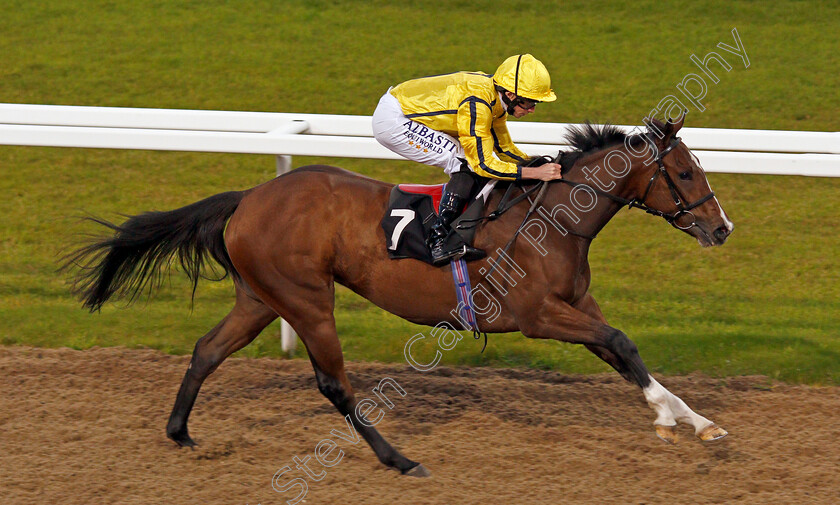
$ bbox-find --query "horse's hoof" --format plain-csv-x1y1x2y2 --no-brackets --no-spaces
403,463,431,478
167,429,197,448
698,424,728,442
655,424,678,444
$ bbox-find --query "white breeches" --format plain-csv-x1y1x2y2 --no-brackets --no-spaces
372,91,466,175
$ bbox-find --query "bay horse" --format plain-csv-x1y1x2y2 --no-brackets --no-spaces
66,116,733,477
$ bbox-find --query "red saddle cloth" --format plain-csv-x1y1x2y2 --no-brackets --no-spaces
397,184,445,213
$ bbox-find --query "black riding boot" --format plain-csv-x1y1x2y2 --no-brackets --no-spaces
427,190,486,266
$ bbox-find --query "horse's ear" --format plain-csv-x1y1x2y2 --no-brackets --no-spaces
645,112,686,145
668,110,687,135
644,117,672,145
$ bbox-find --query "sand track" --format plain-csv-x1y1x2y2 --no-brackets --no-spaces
1,346,837,504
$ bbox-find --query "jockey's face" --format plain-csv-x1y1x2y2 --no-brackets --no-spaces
505,91,537,118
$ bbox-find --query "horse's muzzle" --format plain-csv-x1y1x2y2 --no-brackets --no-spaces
713,224,732,244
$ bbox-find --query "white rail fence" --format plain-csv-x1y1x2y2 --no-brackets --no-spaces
2,103,839,352
2,103,839,175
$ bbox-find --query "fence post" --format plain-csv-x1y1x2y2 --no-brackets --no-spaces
274,154,298,354
268,120,311,355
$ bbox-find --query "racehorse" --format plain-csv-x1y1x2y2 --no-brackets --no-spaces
65,115,733,477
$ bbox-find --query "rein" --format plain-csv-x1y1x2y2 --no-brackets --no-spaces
555,136,716,229
470,135,718,238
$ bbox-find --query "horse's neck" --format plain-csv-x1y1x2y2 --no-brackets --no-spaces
547,149,647,238
481,148,649,241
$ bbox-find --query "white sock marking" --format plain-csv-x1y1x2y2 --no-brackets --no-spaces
643,376,714,435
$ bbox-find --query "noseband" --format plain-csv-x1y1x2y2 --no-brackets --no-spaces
629,135,717,230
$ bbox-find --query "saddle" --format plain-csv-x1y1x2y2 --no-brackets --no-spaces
380,154,554,265
380,182,492,264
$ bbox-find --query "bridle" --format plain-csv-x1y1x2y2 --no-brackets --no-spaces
547,134,716,234
628,135,717,230
458,132,718,240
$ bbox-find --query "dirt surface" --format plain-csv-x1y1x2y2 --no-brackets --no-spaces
1,346,838,505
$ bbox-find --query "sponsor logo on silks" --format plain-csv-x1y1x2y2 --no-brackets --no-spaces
402,121,458,153
407,140,430,153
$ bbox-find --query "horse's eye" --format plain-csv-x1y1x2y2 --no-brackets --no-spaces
679,171,692,181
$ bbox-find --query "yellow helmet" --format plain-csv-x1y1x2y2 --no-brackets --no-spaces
493,54,556,102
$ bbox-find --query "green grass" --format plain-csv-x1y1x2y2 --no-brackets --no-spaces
1,1,838,384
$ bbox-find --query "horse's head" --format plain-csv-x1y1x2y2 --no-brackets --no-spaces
632,115,734,247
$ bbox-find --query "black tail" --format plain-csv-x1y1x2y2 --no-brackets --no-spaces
64,191,247,312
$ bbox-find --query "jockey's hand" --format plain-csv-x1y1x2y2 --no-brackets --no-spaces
521,162,563,181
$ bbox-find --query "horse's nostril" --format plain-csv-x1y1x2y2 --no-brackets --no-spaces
713,226,729,242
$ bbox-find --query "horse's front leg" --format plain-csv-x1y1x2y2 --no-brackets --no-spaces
517,293,727,443
573,293,728,443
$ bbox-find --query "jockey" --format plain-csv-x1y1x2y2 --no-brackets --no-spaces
373,54,564,266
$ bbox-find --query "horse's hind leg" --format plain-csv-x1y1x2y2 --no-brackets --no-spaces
243,270,429,476
166,281,278,447
574,293,727,443
304,331,428,477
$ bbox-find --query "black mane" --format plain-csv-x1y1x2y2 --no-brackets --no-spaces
556,122,645,173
